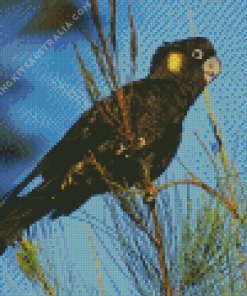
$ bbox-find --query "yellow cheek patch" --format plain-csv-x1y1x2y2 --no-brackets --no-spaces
167,52,184,74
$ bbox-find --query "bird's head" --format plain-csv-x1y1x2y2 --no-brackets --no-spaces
149,37,221,87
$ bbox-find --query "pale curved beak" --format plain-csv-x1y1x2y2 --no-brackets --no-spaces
203,57,221,83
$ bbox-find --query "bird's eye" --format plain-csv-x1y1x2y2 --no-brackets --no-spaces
192,49,204,59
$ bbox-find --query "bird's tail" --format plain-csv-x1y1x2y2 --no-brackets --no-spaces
0,168,61,256
0,164,106,256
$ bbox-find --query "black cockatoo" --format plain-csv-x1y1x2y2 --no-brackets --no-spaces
0,37,221,255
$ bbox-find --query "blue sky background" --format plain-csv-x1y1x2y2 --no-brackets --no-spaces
0,0,246,295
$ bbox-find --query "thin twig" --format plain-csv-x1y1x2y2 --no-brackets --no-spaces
90,0,117,90
204,87,247,293
128,3,137,77
80,29,112,89
111,0,116,53
152,209,171,296
73,42,101,103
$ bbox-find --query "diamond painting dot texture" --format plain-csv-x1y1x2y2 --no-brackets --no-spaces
0,0,246,295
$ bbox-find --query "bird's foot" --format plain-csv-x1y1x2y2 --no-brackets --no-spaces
143,181,158,204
